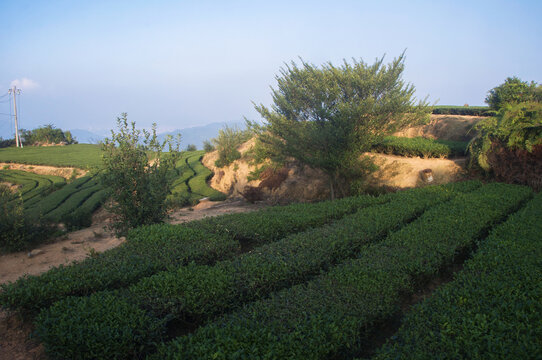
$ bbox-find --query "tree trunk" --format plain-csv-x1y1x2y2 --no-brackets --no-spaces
329,178,335,201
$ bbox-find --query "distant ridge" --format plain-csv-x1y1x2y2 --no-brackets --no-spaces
70,121,246,149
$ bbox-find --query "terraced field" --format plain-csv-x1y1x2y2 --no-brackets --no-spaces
1,181,536,359
1,148,225,226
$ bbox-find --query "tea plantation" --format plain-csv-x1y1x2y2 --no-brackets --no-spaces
0,147,226,231
1,180,538,359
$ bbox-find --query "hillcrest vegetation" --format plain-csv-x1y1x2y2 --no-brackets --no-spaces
248,53,430,199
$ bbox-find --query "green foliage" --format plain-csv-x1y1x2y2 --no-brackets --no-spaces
373,136,468,158
250,53,429,199
468,101,542,172
0,184,55,253
0,144,102,168
153,183,531,359
185,144,197,151
431,105,496,116
32,182,483,358
202,139,215,152
375,193,542,360
20,124,77,145
186,152,227,200
212,125,252,167
0,227,237,314
35,292,166,360
485,76,542,110
73,183,476,358
100,113,181,235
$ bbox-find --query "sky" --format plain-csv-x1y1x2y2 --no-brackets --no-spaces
1,0,541,139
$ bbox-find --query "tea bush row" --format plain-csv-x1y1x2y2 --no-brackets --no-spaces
0,170,66,204
431,106,496,116
373,136,468,158
151,183,531,359
374,192,542,360
0,191,381,313
35,183,473,359
187,153,227,200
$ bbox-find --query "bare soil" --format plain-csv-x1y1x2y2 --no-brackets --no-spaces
0,163,88,179
0,199,263,360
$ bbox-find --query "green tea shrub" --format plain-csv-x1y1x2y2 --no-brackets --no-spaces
152,183,531,359
375,192,542,359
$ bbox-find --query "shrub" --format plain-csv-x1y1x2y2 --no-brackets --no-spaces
203,140,215,152
153,183,531,359
373,136,468,158
61,208,93,231
0,184,56,253
100,113,181,235
431,105,495,116
375,192,542,359
35,292,166,360
212,125,252,167
485,76,542,110
468,101,542,189
185,144,197,151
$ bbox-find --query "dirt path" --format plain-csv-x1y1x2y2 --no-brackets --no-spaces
0,198,264,360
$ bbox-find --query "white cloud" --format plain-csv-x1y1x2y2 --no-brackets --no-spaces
10,78,39,91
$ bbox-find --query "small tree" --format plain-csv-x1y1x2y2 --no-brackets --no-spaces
203,140,215,153
486,77,542,110
186,144,197,151
100,113,181,236
250,54,429,199
212,125,253,167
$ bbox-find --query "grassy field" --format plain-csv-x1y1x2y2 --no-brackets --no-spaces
0,144,103,169
1,181,536,359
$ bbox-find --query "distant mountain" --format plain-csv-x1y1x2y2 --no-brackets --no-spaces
70,121,247,149
69,129,105,144
157,121,246,150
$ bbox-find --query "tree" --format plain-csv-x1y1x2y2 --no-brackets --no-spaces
100,113,181,236
486,77,542,110
203,140,215,153
250,54,429,199
186,144,197,151
20,124,77,145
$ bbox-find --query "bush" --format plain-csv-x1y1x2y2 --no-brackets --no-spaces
20,124,77,145
373,136,468,158
100,113,181,235
153,183,531,359
33,182,483,359
35,292,166,360
375,192,542,359
0,184,56,253
431,105,495,116
485,77,542,110
185,144,197,151
61,208,93,231
212,125,252,168
468,101,542,189
202,140,215,152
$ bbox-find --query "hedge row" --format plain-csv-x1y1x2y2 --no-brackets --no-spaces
373,136,468,158
25,176,95,218
151,183,531,359
34,183,471,359
0,192,381,314
432,106,496,116
374,192,542,359
187,153,227,201
0,170,66,204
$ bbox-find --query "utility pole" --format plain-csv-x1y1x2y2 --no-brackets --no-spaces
8,86,22,148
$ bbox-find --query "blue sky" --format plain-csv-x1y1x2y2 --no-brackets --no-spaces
1,0,541,138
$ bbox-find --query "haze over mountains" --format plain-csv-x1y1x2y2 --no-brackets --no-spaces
69,121,246,149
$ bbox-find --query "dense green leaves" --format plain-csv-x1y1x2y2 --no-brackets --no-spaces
153,183,531,359
431,105,495,116
485,76,542,110
373,136,468,158
251,54,429,199
33,183,474,359
375,192,542,359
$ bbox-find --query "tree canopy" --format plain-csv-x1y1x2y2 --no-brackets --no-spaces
485,77,542,110
250,54,429,199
